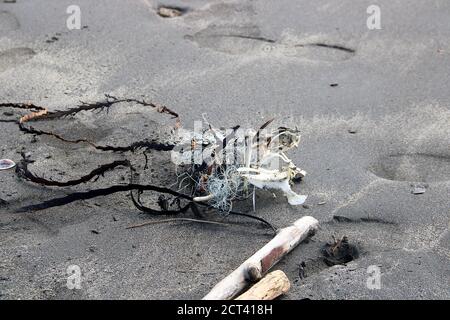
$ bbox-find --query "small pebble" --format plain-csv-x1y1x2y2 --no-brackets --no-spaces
411,184,427,195
157,7,183,18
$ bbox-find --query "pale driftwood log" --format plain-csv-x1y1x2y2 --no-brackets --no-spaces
203,216,318,300
235,270,290,300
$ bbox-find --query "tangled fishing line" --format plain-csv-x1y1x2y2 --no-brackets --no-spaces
171,117,308,214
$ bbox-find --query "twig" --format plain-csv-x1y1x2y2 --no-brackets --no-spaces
126,218,231,229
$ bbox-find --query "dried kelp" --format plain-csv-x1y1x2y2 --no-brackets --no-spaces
0,95,179,152
16,156,130,187
16,163,276,232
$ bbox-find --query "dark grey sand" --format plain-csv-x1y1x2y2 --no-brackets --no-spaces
0,0,449,299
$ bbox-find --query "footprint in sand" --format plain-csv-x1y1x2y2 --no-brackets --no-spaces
157,0,355,61
369,153,450,183
186,24,355,61
0,10,20,32
0,48,36,73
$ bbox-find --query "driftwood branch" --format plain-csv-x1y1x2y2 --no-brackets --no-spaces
235,270,290,300
203,216,319,300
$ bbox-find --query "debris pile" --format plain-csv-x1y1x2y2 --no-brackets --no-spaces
171,118,308,213
1,96,308,231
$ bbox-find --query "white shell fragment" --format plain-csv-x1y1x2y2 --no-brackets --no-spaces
238,167,307,205
0,159,16,170
411,184,427,195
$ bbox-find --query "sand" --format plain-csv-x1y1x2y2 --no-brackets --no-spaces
0,0,449,299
